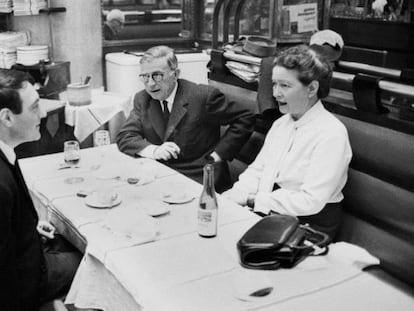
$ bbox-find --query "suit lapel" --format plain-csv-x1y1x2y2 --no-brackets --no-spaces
165,82,188,141
148,98,166,140
0,150,35,215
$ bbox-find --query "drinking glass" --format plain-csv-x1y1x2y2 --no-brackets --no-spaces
64,140,81,167
94,130,110,147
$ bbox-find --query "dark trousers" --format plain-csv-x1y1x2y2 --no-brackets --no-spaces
40,235,82,305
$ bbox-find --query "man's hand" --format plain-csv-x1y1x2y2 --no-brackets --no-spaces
37,220,55,239
153,142,181,161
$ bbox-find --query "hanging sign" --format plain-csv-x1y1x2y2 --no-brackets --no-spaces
283,3,318,34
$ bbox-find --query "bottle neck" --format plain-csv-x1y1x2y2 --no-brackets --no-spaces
202,163,215,196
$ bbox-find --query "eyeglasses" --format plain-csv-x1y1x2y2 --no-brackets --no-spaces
139,70,173,83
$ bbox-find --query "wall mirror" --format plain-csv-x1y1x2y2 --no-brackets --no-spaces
102,0,184,43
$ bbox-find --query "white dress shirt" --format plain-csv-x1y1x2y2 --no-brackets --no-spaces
138,83,178,159
0,139,16,165
228,101,352,216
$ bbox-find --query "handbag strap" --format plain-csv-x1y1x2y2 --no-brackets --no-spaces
290,224,330,251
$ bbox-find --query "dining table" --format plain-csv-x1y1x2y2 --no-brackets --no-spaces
19,144,414,311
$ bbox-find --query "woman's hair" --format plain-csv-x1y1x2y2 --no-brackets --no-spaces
274,45,333,99
140,45,178,71
0,69,31,114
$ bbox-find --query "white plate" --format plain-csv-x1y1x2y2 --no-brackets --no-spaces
85,192,122,209
162,193,195,204
140,199,170,217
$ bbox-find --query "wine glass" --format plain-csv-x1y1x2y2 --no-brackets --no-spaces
63,140,84,185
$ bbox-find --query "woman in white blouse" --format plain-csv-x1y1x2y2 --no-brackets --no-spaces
223,45,352,238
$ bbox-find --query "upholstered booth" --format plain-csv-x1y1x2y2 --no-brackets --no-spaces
214,82,414,293
335,115,414,288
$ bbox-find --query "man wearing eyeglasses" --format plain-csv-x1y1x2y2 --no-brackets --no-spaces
117,45,255,192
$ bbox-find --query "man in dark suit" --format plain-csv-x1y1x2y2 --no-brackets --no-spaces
117,45,255,192
0,69,81,310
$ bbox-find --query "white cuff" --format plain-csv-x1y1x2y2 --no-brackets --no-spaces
253,192,272,215
210,151,222,162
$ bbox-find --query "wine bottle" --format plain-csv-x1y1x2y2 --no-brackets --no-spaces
198,159,218,238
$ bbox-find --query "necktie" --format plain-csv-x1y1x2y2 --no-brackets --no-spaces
162,100,170,126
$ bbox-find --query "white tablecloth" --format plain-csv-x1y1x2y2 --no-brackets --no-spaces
19,146,414,311
64,90,131,142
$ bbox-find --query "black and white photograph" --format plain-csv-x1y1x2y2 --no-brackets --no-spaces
0,0,413,310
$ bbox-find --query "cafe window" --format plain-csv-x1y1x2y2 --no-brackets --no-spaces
198,0,323,45
101,0,183,41
330,0,412,22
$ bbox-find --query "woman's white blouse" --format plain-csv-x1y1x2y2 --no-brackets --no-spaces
230,101,352,216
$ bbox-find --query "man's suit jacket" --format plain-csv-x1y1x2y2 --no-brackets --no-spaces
0,151,47,311
117,79,255,192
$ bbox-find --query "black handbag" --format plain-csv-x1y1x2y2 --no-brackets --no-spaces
237,214,330,270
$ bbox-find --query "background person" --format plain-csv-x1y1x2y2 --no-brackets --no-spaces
116,45,255,193
0,69,81,310
103,9,125,40
223,45,352,239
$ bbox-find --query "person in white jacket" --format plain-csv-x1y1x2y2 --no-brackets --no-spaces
223,45,352,238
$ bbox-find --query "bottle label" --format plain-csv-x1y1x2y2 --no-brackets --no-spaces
198,209,218,237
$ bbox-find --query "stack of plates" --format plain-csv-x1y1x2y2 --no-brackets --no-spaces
16,45,48,66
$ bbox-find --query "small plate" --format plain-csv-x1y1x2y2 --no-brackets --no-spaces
162,193,195,204
85,192,122,209
140,199,170,217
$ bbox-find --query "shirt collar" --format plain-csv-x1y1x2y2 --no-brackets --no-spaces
0,139,16,165
161,82,178,111
291,100,324,129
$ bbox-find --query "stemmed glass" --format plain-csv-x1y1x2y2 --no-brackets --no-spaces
63,140,84,184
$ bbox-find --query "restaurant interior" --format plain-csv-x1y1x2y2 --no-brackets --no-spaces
0,0,413,310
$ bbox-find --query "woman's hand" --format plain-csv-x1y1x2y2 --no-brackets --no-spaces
37,220,55,239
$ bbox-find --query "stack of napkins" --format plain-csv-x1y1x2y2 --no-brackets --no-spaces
0,31,30,69
0,0,12,13
0,31,30,48
0,47,17,69
13,0,31,15
225,61,260,83
13,0,47,15
30,0,47,14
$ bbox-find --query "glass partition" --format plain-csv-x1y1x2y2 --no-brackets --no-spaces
199,0,271,41
101,0,182,41
198,0,322,45
330,0,412,22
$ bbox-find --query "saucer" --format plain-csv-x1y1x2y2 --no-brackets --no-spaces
140,199,170,217
85,192,122,209
162,193,195,204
